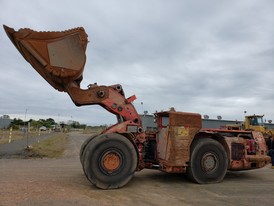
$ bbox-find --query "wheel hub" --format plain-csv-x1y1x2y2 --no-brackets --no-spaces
201,152,218,174
101,151,121,173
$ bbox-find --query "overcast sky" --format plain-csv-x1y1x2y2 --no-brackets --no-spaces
0,0,274,125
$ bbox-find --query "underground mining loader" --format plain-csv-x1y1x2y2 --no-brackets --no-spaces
4,25,270,189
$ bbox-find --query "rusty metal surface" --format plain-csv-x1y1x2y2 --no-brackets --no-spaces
224,132,270,170
251,131,269,153
156,111,202,172
168,111,202,127
200,128,251,134
3,25,88,91
201,129,270,170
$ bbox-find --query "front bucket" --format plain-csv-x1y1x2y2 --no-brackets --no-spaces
3,25,88,91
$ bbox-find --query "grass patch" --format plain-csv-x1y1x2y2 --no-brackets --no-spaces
30,133,68,158
82,126,106,134
0,130,49,145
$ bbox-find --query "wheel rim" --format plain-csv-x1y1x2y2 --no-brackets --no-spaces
201,152,218,174
100,150,122,174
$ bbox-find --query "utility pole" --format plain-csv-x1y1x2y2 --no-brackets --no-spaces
24,108,30,149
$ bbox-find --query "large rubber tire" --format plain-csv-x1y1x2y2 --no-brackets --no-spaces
83,133,137,189
80,134,97,166
187,138,228,184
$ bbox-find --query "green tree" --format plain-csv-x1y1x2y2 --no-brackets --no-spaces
29,119,42,129
9,118,24,129
45,118,55,127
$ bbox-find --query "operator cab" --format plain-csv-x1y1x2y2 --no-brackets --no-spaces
249,116,264,126
245,115,265,132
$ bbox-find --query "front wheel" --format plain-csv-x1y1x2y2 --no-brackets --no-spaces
80,134,97,166
187,138,228,184
83,133,138,189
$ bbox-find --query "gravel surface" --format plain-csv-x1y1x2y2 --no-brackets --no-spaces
0,132,274,206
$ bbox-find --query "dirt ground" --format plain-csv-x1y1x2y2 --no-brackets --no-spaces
0,132,274,206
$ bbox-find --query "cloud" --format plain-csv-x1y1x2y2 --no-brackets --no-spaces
1,0,274,125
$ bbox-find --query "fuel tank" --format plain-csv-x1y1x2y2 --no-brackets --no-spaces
3,25,88,91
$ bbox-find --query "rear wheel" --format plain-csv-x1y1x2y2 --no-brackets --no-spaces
83,133,137,189
187,138,228,184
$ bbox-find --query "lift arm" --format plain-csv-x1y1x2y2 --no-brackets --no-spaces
3,25,141,132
